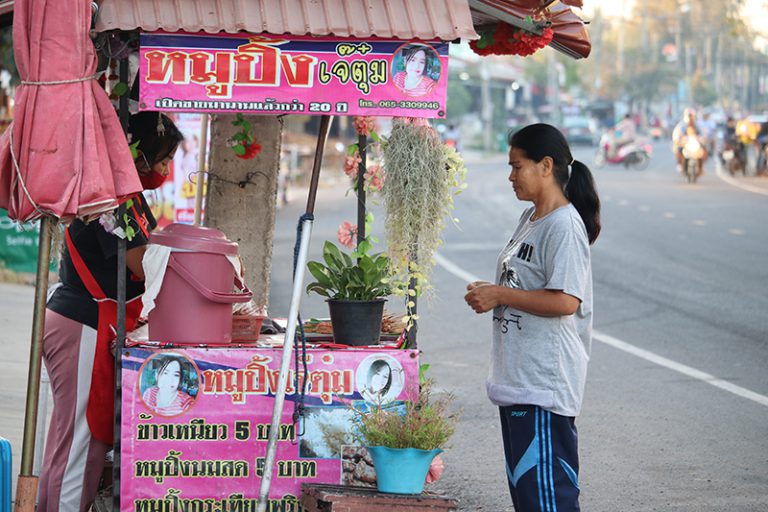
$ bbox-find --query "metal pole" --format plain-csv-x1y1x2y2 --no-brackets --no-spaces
193,113,209,226
257,115,332,512
356,133,366,248
112,57,131,512
14,215,53,512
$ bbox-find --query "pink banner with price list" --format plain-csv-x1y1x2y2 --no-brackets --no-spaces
139,32,449,119
120,346,419,511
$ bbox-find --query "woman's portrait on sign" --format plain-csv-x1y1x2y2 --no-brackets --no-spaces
139,352,199,417
355,354,405,405
391,43,441,97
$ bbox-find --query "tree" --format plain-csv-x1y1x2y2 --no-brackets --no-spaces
446,78,473,119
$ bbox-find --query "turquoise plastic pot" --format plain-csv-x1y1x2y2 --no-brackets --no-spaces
367,446,442,494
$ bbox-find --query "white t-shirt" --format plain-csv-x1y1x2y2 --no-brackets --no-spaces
486,204,593,417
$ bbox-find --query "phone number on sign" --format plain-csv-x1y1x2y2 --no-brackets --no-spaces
377,100,441,110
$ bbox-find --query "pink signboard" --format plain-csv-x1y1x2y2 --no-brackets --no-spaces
121,346,419,511
139,32,449,119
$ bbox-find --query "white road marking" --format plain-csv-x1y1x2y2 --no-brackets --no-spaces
435,252,768,408
639,205,650,212
716,165,768,196
729,228,746,236
693,219,707,226
663,212,676,219
593,332,768,407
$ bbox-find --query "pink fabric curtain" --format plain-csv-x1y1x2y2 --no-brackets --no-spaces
0,0,141,223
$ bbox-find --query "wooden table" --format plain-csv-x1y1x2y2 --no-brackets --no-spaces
301,484,459,512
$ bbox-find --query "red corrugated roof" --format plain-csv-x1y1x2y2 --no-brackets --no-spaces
94,0,479,41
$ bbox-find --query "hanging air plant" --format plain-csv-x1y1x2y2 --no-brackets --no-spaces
382,118,467,319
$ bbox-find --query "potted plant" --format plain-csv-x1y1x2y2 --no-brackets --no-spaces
305,240,392,345
354,378,456,494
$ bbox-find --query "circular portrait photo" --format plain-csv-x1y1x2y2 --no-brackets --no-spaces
355,354,405,405
391,43,441,98
138,352,200,417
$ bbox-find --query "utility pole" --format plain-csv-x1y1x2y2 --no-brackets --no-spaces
617,0,626,76
547,48,561,125
480,60,493,151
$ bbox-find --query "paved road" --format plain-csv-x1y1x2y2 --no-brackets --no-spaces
2,142,767,510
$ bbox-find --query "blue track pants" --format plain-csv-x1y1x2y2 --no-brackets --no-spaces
499,405,580,512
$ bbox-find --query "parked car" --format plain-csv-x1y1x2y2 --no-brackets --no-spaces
562,115,598,146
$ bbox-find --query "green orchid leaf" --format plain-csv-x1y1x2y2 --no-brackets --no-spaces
129,140,141,160
112,82,129,97
307,261,331,284
232,144,246,155
305,284,330,298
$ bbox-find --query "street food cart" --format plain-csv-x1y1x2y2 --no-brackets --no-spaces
0,1,590,510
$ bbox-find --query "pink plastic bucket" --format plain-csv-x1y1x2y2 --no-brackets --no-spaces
148,224,252,344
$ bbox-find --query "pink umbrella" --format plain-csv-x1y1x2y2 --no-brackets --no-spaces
0,0,141,223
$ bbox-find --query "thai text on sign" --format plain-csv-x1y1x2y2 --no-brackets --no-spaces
139,32,449,118
120,346,419,510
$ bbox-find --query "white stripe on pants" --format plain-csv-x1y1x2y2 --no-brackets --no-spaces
38,309,109,512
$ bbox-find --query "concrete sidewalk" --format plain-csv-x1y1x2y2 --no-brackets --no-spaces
0,282,38,496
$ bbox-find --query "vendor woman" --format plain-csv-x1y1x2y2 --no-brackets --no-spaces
38,112,183,512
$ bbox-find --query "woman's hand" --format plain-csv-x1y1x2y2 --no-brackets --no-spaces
466,280,491,291
464,283,499,314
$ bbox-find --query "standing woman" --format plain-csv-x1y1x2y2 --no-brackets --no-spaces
464,123,600,511
39,112,183,511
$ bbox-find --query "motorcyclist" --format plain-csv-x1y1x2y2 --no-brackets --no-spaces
607,113,636,158
755,120,768,174
720,115,746,174
672,108,707,177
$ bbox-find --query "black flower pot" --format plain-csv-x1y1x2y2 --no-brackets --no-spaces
326,299,387,346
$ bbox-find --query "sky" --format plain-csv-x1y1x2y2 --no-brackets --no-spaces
580,0,768,32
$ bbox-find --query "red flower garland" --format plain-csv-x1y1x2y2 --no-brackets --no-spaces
470,22,554,57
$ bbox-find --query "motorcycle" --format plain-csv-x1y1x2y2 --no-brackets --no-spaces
719,137,746,176
593,133,652,170
681,135,706,184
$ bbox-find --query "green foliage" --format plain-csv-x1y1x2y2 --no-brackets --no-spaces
0,29,18,84
230,113,255,155
129,141,141,160
692,73,718,106
354,379,457,451
446,78,473,119
305,241,391,301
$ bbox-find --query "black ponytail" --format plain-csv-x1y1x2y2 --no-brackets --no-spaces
565,160,601,244
508,123,601,244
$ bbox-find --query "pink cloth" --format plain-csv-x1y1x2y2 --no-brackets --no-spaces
142,387,194,416
0,0,141,222
426,455,444,484
393,72,437,98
